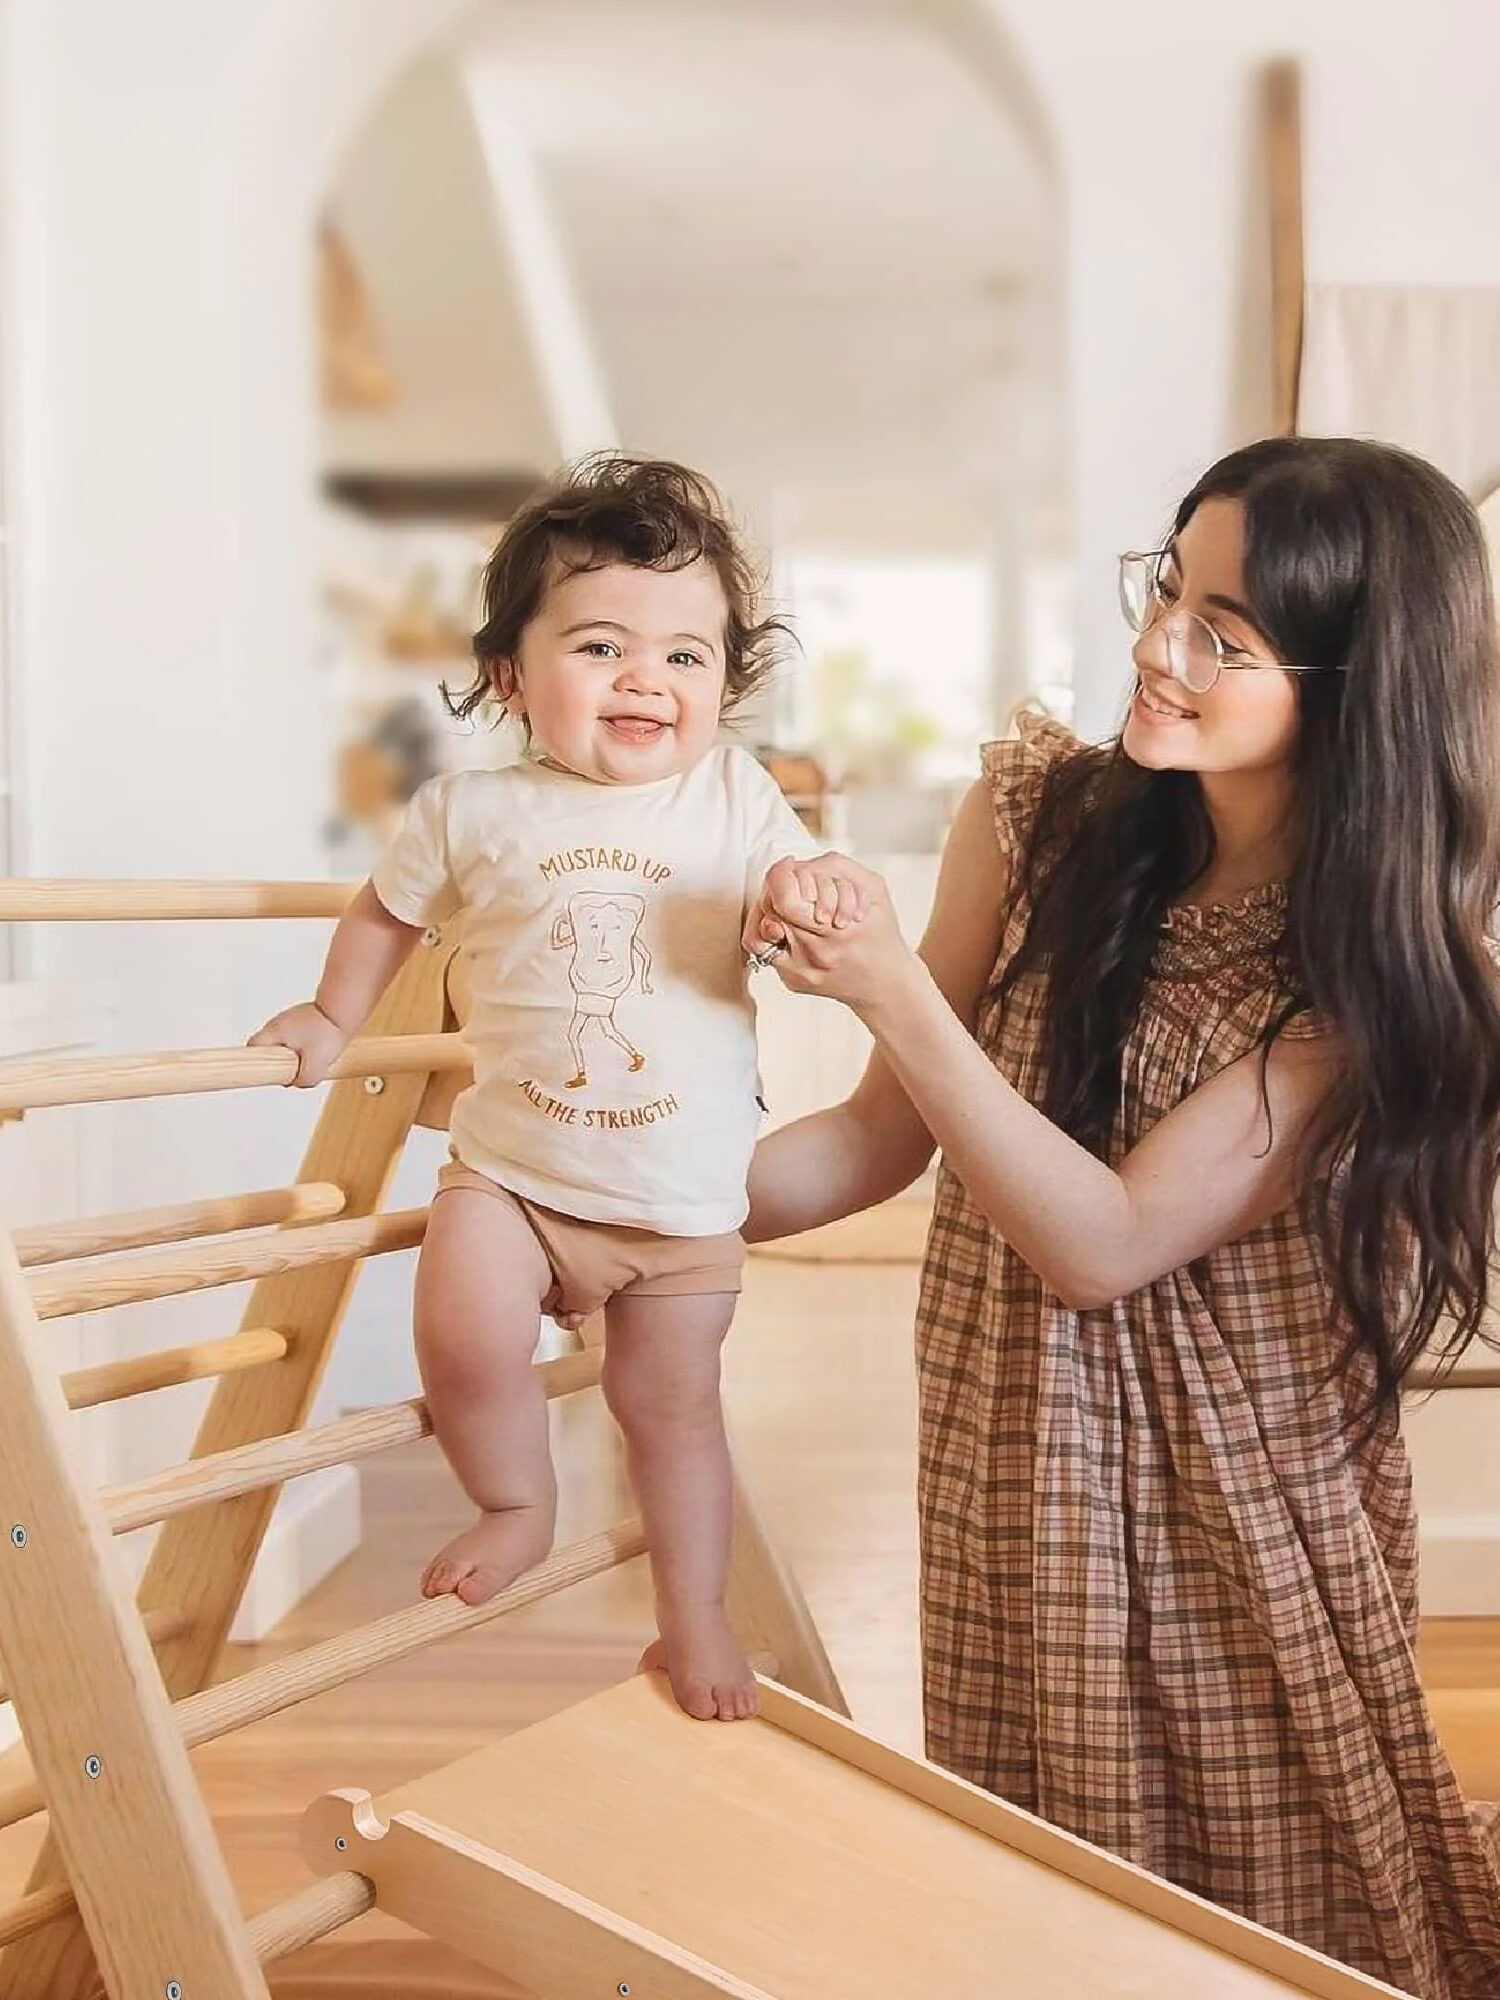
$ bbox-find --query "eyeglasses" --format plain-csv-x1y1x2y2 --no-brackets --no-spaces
1118,549,1346,696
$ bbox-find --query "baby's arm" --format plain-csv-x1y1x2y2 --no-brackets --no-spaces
248,881,421,1085
745,851,869,963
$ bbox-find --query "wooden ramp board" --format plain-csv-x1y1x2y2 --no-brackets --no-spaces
301,1675,1410,2000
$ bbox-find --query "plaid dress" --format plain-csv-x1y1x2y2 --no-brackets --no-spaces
915,716,1500,1997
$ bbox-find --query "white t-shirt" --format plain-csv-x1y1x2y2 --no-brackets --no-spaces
371,746,817,1235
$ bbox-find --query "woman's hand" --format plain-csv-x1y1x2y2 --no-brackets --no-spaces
247,1001,349,1087
745,853,918,1015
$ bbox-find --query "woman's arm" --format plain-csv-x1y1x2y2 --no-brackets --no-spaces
759,801,1338,1306
745,780,1012,1242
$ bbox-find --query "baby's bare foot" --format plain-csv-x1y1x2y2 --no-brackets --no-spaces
638,1608,760,1722
420,1506,553,1606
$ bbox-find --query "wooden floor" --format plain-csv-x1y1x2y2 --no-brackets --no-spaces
3,1252,1498,1995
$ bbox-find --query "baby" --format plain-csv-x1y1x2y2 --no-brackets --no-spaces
252,456,854,1720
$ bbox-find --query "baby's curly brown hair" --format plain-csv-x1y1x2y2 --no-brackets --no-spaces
445,453,790,723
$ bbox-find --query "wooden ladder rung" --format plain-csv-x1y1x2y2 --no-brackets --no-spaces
0,1517,645,1835
178,1519,647,1750
0,879,358,921
29,1207,430,1319
61,1328,290,1410
14,1180,347,1268
0,1879,80,1949
0,1030,469,1114
246,1872,376,1963
0,1869,378,1963
103,1349,604,1536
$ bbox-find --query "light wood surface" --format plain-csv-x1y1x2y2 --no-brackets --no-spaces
101,1350,602,1539
0,879,357,920
0,1030,468,1114
13,1180,347,1267
61,1326,290,1410
0,1222,269,1995
302,1673,1402,1999
28,1205,429,1319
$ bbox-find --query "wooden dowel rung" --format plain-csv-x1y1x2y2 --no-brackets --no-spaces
0,1602,189,1710
0,1508,637,1837
103,1346,603,1537
30,1205,427,1320
104,1398,433,1537
0,1030,469,1115
0,879,358,921
14,1179,347,1268
177,1518,645,1748
247,1872,375,1963
61,1328,290,1410
0,1879,78,1948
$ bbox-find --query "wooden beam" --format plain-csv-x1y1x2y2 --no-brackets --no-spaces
1265,58,1305,436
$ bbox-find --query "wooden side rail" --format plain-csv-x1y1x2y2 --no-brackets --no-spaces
0,1518,646,1839
0,880,356,921
0,1030,469,1115
29,1206,430,1320
0,1606,189,1709
104,1350,604,1537
14,1181,347,1269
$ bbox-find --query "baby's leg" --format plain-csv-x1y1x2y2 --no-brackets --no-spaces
414,1187,556,1605
601,1291,755,1721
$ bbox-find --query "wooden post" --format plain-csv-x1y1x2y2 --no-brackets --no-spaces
1266,58,1305,437
0,929,459,1999
0,1230,270,2000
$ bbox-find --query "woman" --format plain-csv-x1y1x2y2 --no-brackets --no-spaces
745,438,1500,1996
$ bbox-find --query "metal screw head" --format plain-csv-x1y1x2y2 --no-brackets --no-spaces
84,1756,102,1780
8,1525,26,1549
335,1837,348,1851
421,926,442,948
165,1982,183,1999
362,1075,385,1095
617,1986,630,1997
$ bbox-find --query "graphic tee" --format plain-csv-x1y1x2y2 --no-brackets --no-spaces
370,746,818,1235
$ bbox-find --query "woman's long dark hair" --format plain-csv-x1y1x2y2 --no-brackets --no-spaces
1000,436,1500,1420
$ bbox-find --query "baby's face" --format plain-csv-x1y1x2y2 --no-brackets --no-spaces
503,558,729,786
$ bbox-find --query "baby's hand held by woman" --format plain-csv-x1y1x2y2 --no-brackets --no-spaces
743,851,869,962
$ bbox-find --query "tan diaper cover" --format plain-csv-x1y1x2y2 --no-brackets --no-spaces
433,1159,745,1316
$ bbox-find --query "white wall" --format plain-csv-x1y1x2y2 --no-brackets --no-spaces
982,0,1500,739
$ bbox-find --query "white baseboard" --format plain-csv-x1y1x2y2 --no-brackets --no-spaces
1420,1516,1500,1617
228,1464,362,1643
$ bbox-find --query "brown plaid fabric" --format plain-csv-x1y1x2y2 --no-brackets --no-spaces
915,716,1500,1997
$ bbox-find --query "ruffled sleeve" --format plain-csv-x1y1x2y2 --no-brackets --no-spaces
978,711,1083,874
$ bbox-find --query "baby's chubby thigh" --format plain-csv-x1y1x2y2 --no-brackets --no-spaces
414,1171,556,1395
